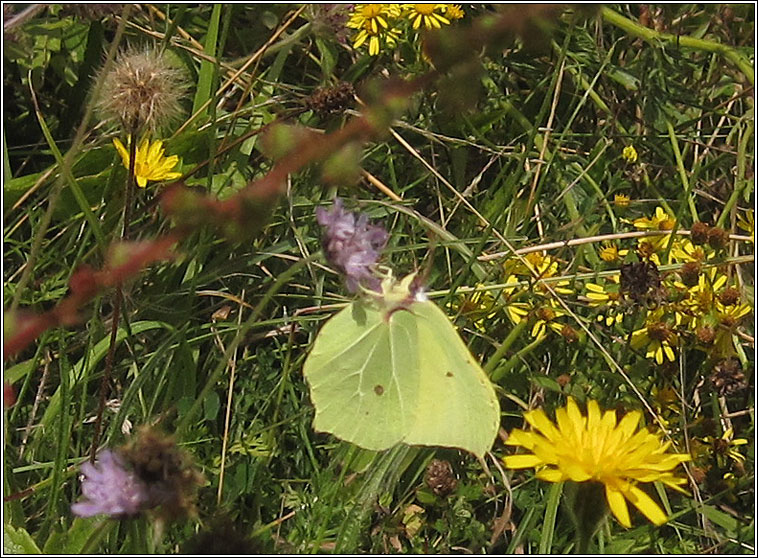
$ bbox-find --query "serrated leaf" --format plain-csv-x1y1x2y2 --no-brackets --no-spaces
4,524,41,555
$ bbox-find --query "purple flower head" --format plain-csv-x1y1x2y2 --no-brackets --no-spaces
316,198,388,292
71,450,148,518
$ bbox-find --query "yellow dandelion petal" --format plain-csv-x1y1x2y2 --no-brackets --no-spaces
353,29,368,48
622,482,668,526
503,454,544,469
112,137,129,166
606,484,632,528
535,468,566,483
524,409,561,441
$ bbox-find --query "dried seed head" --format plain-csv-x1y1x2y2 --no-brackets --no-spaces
304,82,355,116
709,358,747,396
679,262,701,287
120,426,204,521
718,287,740,306
689,466,706,484
560,324,579,343
96,47,188,133
647,322,671,342
424,459,457,497
620,261,660,303
706,226,730,250
690,222,710,245
556,373,571,387
696,326,715,345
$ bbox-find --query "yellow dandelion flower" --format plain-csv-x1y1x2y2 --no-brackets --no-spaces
622,145,638,163
504,398,690,528
402,4,451,29
443,4,464,20
112,137,182,188
599,241,629,263
633,206,676,232
614,193,631,208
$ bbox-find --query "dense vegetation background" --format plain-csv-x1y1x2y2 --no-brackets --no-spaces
3,4,754,554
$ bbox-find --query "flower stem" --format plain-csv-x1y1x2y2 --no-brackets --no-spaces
90,127,139,461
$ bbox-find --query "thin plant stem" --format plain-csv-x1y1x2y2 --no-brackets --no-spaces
90,125,139,461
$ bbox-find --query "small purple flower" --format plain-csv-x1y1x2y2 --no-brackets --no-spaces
316,198,388,292
71,450,148,518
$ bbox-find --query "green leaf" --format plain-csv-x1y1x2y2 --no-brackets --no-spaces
303,294,500,458
4,523,41,554
700,504,740,534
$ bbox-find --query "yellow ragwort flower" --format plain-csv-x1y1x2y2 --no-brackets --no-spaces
631,312,678,365
530,302,566,339
614,193,631,208
501,274,531,325
670,238,713,264
736,209,754,243
585,279,624,327
112,137,181,188
444,4,465,20
622,145,638,163
448,284,498,333
348,4,402,56
599,241,629,263
403,4,451,29
633,206,676,231
504,398,690,528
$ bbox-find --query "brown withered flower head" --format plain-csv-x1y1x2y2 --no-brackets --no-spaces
679,262,701,287
690,222,710,245
620,261,661,304
424,459,458,497
96,46,188,133
706,226,730,250
120,426,205,521
709,358,747,397
304,82,356,116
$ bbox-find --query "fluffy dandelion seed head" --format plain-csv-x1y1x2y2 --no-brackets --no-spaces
504,398,690,528
97,47,188,133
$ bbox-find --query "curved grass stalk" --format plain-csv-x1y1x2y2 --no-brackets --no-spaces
600,6,754,86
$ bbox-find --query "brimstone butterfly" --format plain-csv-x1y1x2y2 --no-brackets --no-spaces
303,273,500,458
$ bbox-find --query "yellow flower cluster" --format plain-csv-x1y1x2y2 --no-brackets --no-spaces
347,4,464,56
449,203,750,368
